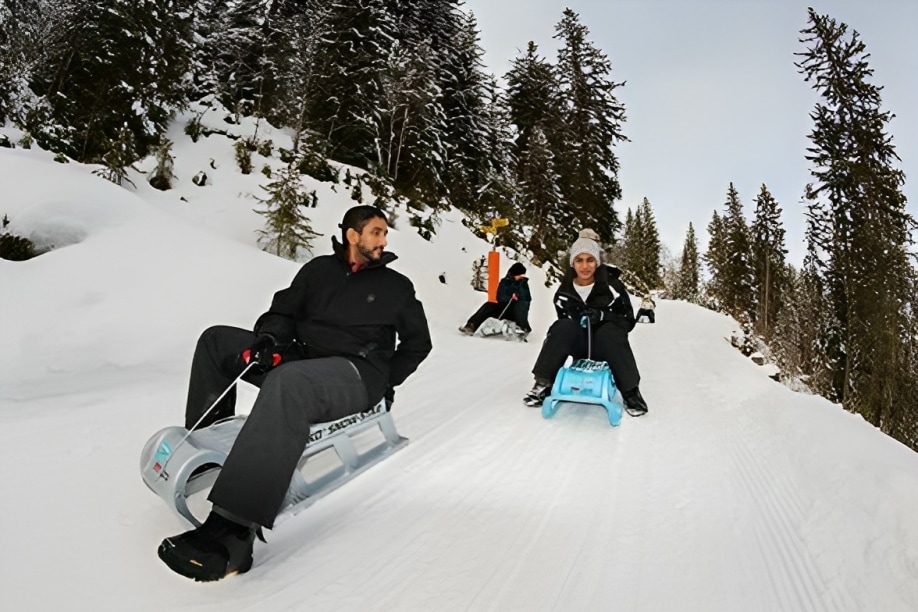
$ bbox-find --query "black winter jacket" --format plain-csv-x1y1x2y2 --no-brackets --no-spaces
253,238,432,405
553,264,636,332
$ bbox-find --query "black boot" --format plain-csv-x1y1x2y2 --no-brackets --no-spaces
158,511,257,582
621,386,648,416
523,378,552,407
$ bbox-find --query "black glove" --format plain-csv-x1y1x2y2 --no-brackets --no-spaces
242,335,281,372
582,308,605,326
384,386,395,411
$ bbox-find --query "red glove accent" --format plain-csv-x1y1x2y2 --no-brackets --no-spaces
242,349,282,368
512,293,518,300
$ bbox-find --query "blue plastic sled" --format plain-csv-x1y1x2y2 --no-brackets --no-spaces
541,358,622,426
540,315,623,426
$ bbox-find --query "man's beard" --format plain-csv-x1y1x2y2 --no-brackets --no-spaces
357,241,383,261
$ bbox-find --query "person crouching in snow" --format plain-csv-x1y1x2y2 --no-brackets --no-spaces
459,262,532,335
157,205,432,582
523,229,648,416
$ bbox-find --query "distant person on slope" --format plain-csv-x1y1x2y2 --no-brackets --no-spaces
157,205,432,582
459,262,532,335
636,294,656,324
522,229,648,416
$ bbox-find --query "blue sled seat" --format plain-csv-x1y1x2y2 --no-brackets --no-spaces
541,358,622,427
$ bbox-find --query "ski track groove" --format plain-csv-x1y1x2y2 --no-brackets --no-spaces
547,417,630,612
726,403,847,612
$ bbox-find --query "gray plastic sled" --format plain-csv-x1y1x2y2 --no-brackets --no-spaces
140,399,406,527
474,317,528,342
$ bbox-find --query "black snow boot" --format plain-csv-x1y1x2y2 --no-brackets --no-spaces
621,386,649,417
523,378,552,407
158,511,257,582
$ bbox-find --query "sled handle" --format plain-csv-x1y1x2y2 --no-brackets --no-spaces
497,295,516,320
580,314,594,359
161,361,258,473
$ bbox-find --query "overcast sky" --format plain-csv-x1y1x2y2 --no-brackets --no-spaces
462,0,918,266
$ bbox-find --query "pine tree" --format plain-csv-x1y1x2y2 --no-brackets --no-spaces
673,222,701,303
636,197,662,288
436,9,493,212
516,126,566,276
25,0,192,163
622,208,641,277
796,8,918,443
196,0,277,120
505,42,567,274
306,0,394,168
255,152,321,260
749,184,788,339
458,76,520,254
717,183,755,322
375,37,444,197
0,0,45,125
551,8,627,244
702,210,727,311
268,1,333,131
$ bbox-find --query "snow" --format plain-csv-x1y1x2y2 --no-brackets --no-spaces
2,124,918,611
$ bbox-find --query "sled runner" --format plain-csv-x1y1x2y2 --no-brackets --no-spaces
541,316,622,427
140,398,406,527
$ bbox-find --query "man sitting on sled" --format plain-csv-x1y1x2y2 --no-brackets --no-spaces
157,205,432,582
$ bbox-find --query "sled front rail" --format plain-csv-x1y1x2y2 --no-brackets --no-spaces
140,399,406,527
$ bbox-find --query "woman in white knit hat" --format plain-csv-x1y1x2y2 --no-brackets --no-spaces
523,229,648,416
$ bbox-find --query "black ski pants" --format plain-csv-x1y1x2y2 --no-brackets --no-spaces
532,318,640,392
185,325,369,528
465,300,530,332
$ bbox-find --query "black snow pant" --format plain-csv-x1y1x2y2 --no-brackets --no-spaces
465,300,530,332
636,308,655,323
531,318,640,392
184,325,369,528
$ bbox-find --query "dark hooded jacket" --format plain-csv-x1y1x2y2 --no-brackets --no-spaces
496,272,532,322
552,264,636,332
252,237,432,404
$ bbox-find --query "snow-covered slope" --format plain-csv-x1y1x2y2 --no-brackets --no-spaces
2,133,917,611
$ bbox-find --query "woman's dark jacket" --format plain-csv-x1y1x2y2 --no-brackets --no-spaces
552,264,636,332
252,237,432,405
497,274,532,304
497,273,532,321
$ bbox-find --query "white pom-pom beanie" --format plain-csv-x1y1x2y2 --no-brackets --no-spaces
569,228,602,266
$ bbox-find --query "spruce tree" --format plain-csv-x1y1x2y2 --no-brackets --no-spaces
0,0,44,125
458,77,521,256
255,153,321,260
551,8,627,244
674,223,701,303
622,208,641,278
796,8,918,442
703,210,727,311
437,9,493,212
263,1,323,129
636,197,662,288
505,42,567,273
306,0,394,168
376,37,444,198
750,184,788,339
718,183,755,322
516,126,566,276
25,0,192,163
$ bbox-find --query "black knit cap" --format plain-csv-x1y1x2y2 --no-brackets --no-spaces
508,262,526,276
